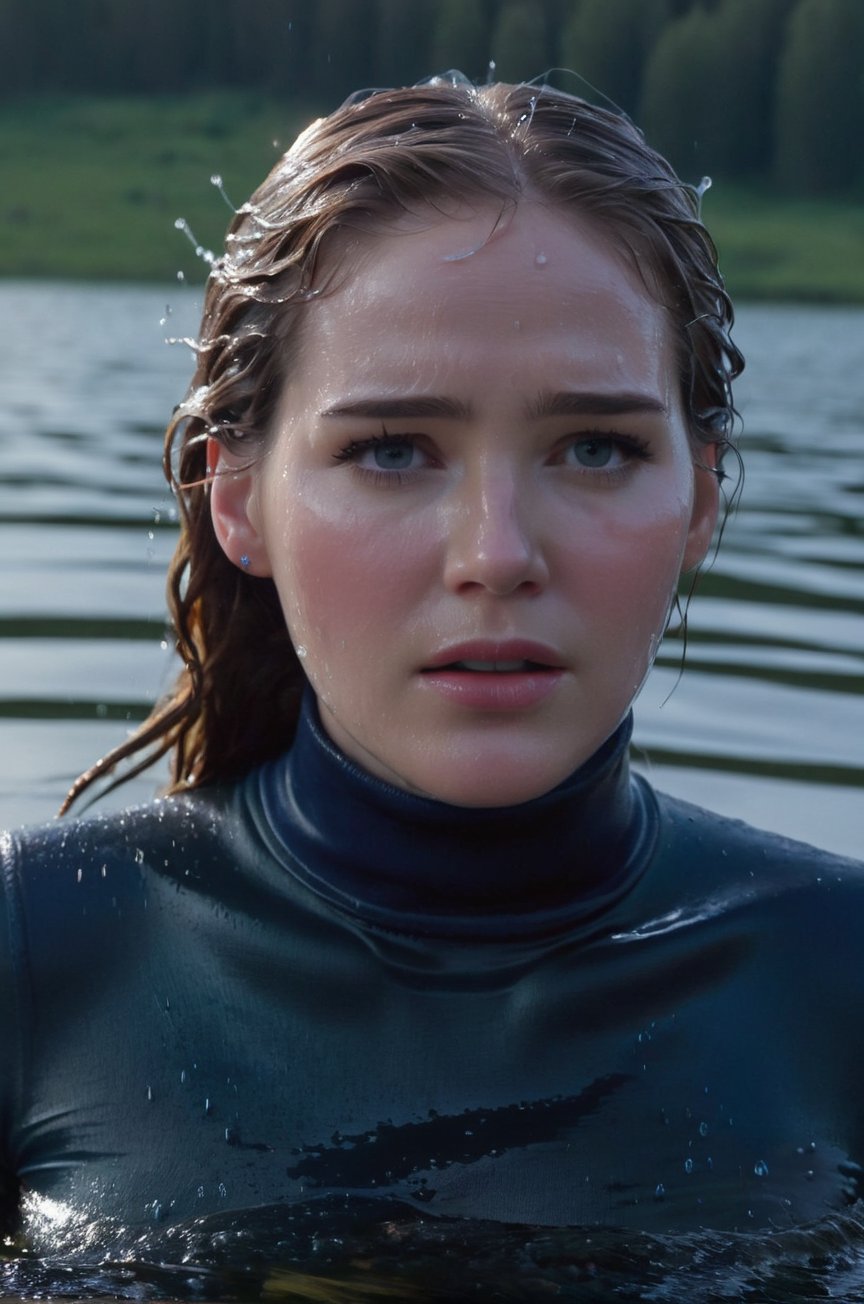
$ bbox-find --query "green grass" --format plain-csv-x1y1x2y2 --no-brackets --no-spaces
704,184,864,303
0,95,314,282
1,95,863,301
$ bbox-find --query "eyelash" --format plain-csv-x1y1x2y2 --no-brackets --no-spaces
331,433,427,488
331,429,654,485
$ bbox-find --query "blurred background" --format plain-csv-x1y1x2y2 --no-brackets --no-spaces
0,0,861,852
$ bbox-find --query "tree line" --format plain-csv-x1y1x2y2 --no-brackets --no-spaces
2,0,862,193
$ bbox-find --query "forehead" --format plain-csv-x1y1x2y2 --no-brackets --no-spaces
287,202,675,403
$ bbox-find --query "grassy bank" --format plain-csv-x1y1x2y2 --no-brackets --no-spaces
2,94,863,301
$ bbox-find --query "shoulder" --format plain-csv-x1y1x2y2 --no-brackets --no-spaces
651,787,862,877
0,787,241,948
643,784,864,925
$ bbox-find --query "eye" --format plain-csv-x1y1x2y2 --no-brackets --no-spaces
332,433,431,476
558,433,652,472
568,437,617,469
366,438,416,471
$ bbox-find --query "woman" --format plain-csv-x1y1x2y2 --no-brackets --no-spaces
2,79,862,1254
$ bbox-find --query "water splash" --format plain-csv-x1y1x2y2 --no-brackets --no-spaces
173,217,217,267
209,173,237,213
7,1196,864,1302
695,175,713,219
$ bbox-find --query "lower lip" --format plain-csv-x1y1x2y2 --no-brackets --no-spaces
420,668,565,711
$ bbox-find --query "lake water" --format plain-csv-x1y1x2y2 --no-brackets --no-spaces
0,283,861,850
0,283,862,1301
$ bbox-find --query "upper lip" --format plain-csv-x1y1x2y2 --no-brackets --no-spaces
423,640,565,670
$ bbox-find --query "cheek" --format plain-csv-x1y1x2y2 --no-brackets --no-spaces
565,495,692,634
269,500,435,674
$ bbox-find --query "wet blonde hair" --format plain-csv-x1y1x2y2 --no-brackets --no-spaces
63,78,743,812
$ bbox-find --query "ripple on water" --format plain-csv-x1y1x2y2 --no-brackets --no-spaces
5,1197,864,1301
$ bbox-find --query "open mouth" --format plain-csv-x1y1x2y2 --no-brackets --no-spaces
440,659,555,673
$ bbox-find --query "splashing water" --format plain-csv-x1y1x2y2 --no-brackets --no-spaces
5,1197,864,1302
210,174,237,214
694,175,713,219
174,217,217,267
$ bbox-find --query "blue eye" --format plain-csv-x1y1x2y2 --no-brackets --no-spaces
569,437,616,468
372,440,415,470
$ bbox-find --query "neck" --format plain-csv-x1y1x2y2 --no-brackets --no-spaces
253,694,657,940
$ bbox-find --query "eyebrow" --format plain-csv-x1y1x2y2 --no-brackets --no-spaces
321,396,472,420
320,391,667,422
526,391,668,419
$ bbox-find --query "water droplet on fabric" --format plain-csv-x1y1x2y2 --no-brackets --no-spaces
654,1183,665,1200
754,1160,769,1178
684,1158,694,1175
699,1122,709,1137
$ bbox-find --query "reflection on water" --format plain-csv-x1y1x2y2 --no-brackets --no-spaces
0,284,860,849
6,1193,864,1301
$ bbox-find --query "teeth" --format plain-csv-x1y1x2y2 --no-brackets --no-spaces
457,659,528,672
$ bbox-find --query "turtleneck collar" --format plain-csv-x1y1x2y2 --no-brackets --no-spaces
252,693,657,941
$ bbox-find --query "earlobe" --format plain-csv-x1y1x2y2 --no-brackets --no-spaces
681,444,721,574
208,437,272,577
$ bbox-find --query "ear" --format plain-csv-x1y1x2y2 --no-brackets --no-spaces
681,443,721,574
208,437,273,577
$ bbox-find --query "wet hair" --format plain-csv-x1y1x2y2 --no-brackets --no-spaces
62,77,744,812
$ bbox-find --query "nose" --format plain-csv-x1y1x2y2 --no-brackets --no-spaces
443,466,549,597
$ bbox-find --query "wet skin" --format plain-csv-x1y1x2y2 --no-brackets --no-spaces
211,203,718,806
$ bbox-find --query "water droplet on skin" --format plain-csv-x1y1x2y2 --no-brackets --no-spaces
296,645,308,659
535,252,548,266
754,1160,769,1178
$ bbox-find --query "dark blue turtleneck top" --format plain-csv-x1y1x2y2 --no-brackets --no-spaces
2,695,864,1250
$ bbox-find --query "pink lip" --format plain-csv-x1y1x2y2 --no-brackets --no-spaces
423,640,565,671
420,640,565,711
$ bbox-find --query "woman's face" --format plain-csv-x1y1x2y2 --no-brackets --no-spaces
211,202,718,806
